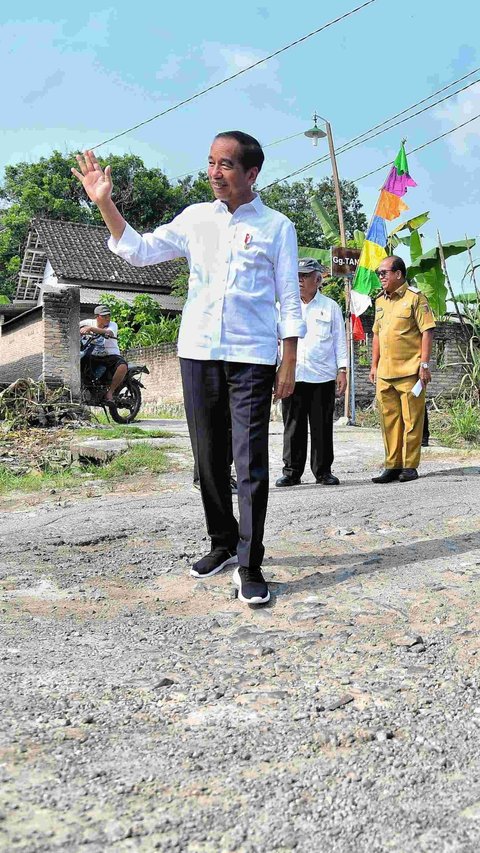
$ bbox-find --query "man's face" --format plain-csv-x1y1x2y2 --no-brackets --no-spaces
376,260,403,295
96,314,110,327
208,137,258,212
299,271,320,300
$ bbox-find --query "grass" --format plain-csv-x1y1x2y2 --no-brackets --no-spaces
76,425,173,439
94,443,170,477
354,401,480,447
0,443,173,495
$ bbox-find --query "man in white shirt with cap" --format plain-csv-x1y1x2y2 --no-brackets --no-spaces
73,132,305,606
276,257,347,488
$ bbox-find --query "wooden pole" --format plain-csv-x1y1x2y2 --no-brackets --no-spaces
465,233,480,303
437,229,470,344
325,121,351,418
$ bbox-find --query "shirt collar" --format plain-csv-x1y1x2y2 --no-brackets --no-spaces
386,281,408,300
213,193,263,216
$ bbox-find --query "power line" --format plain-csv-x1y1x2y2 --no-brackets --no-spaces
173,65,480,181
351,113,480,183
90,0,377,151
258,75,480,189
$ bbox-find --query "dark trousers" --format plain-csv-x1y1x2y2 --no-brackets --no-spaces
282,380,336,480
180,358,276,568
193,418,233,484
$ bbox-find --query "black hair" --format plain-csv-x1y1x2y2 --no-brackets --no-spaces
390,256,407,278
214,130,265,173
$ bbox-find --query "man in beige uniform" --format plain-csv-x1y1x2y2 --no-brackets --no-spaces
369,256,435,483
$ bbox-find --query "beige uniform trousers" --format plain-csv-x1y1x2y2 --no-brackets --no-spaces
376,374,425,470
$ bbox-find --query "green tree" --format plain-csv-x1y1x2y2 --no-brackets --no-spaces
261,177,367,248
0,152,213,299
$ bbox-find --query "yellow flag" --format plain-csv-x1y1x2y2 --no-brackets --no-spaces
359,240,387,271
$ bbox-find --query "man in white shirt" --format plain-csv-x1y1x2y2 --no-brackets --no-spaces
72,132,305,605
275,258,347,488
79,305,127,403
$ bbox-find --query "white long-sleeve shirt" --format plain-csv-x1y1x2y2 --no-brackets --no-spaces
108,195,306,365
295,291,347,383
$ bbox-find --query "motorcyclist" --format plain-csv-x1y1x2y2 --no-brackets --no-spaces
80,305,127,403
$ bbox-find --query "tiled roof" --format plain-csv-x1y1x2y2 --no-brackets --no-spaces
79,287,183,312
32,218,187,290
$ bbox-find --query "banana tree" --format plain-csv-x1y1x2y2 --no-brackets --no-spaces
388,212,475,317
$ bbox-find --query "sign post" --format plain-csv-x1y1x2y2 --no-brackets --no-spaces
330,248,361,423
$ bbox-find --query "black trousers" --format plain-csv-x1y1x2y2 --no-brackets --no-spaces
180,358,276,568
282,380,336,480
193,417,233,484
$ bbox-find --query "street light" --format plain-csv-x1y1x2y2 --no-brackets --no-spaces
305,112,354,422
304,112,346,248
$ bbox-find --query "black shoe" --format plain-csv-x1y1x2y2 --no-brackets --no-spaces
230,476,238,495
372,468,402,484
399,468,419,482
421,439,429,447
275,475,301,488
190,548,237,578
316,471,340,485
233,566,270,604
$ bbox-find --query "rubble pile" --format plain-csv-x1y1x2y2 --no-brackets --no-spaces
0,378,90,429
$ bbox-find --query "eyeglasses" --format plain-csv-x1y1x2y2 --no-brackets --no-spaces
376,268,396,278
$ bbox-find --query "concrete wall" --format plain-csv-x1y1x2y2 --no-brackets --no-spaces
0,287,81,399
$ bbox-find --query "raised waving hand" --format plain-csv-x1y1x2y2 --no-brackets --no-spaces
71,150,113,206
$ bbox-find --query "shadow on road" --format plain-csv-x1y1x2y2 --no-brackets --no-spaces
267,530,480,597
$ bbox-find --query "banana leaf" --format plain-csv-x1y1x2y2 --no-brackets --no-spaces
413,266,447,318
309,194,340,245
408,239,476,276
389,211,430,237
298,246,331,267
353,229,365,249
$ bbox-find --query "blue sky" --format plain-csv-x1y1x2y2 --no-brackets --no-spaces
2,0,480,288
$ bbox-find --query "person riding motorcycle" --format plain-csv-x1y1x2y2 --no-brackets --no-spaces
80,305,128,404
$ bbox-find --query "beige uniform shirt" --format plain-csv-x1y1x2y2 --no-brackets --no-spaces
372,282,436,380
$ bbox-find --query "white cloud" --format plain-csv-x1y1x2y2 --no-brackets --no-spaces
433,82,480,155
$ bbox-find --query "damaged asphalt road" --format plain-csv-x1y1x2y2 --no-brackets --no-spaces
1,423,480,852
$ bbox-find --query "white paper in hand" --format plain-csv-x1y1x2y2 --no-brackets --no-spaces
411,378,423,397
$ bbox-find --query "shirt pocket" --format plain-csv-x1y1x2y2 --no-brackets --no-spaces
392,307,413,333
314,315,331,341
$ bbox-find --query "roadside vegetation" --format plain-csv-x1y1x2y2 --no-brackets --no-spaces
356,399,480,448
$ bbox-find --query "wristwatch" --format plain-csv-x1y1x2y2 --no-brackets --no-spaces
420,362,430,369
338,367,347,372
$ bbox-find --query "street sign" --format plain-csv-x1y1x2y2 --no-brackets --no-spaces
331,247,361,277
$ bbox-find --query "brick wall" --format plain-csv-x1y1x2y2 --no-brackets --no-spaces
42,287,81,398
123,319,473,411
0,287,81,399
352,317,471,405
124,343,183,405
0,308,43,384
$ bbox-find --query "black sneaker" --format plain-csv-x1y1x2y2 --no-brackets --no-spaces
232,566,270,604
190,548,237,578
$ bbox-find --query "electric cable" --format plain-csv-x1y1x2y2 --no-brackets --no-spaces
258,75,480,189
90,0,377,151
351,113,480,183
173,66,480,181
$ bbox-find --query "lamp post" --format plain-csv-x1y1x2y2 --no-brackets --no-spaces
304,113,353,422
304,113,346,248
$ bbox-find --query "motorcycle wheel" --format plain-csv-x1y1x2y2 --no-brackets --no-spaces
109,380,142,424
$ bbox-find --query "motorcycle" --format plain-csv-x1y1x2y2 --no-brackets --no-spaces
80,332,149,424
